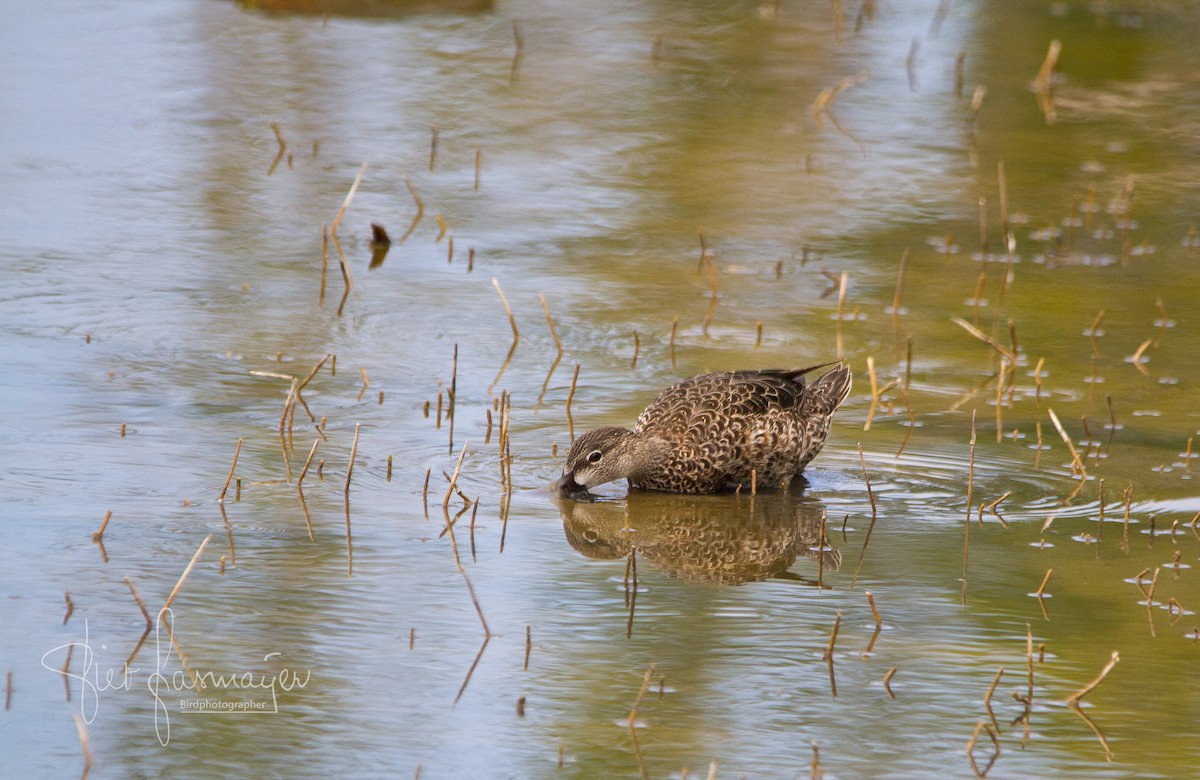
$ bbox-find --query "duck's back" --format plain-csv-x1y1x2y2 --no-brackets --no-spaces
632,365,850,492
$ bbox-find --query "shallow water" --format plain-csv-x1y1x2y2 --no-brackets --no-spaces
3,1,1200,777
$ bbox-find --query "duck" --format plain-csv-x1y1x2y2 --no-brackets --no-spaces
556,362,851,495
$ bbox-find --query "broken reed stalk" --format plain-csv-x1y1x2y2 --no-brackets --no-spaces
1047,407,1087,478
296,353,331,426
896,335,915,458
218,438,244,502
538,293,563,353
1034,568,1053,598
298,439,321,486
627,664,656,729
428,125,438,172
984,667,1004,733
951,316,1017,362
891,250,909,354
91,511,113,543
865,591,882,627
850,445,878,589
491,278,519,342
123,576,153,627
631,330,639,369
565,363,581,442
443,442,470,510
1089,309,1105,357
882,667,897,699
474,147,482,191
1066,651,1120,705
160,534,213,618
343,423,361,494
1129,337,1152,376
356,366,370,403
331,162,367,235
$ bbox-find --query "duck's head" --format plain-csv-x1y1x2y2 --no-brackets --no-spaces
555,426,641,495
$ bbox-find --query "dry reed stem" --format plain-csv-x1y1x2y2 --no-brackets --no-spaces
1033,40,1061,124
454,636,491,707
1129,337,1152,376
565,363,581,442
491,278,519,341
627,663,655,730
891,250,909,350
1034,568,1053,598
356,366,369,403
823,611,843,661
983,666,1004,733
91,511,113,543
882,667,896,699
122,576,152,628
474,147,482,191
428,125,438,172
951,317,1017,362
443,442,470,510
218,438,243,502
863,357,895,432
538,293,563,353
343,423,361,494
1120,484,1132,552
160,535,212,618
295,353,331,426
631,330,639,369
850,446,879,589
866,591,882,627
983,492,1011,528
298,438,320,487
1046,407,1087,478
1088,309,1105,357
332,162,367,235
1066,651,1120,705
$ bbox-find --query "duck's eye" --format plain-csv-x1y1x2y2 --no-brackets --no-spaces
586,450,603,464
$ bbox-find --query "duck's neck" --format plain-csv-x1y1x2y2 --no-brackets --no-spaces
626,433,674,483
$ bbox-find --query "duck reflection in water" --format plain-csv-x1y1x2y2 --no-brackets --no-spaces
553,488,839,585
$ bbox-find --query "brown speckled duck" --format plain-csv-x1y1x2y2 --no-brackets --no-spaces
557,362,851,495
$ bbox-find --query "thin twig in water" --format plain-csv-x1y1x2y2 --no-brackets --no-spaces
218,438,243,503
160,535,213,618
344,423,361,494
1066,651,1120,705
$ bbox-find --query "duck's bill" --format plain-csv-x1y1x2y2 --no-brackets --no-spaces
554,472,589,497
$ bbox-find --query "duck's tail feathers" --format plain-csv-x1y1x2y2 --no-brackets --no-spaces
801,363,852,415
